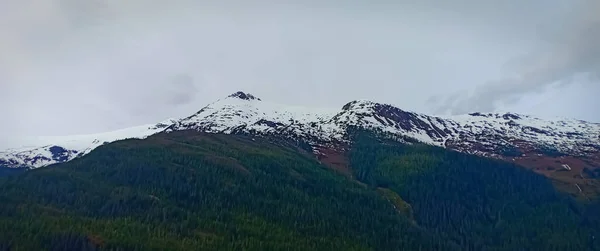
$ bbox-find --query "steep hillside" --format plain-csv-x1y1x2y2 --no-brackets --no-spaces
0,131,598,250
347,129,599,250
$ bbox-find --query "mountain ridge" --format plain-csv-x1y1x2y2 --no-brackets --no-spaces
2,91,599,171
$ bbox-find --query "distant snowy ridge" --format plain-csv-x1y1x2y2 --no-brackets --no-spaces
2,91,599,169
0,119,176,168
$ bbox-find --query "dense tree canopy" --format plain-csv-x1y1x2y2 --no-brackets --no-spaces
348,129,599,250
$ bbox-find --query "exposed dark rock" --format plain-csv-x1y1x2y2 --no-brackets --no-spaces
254,119,285,128
49,146,70,162
228,91,261,101
502,113,521,120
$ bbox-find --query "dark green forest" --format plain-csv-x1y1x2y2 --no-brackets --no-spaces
0,167,25,177
348,129,600,250
0,130,598,250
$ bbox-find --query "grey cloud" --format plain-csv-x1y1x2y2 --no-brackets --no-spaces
434,0,600,116
163,74,197,106
1,0,599,149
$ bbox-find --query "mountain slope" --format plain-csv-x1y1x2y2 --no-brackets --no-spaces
3,91,598,171
1,130,598,250
347,129,599,250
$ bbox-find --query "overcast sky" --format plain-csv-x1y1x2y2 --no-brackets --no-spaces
1,0,598,147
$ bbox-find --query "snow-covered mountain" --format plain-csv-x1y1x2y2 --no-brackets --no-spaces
2,91,599,169
0,119,176,168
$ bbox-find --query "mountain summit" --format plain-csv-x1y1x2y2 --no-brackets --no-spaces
2,92,599,174
227,91,261,101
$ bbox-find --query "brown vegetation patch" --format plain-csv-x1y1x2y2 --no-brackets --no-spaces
313,146,353,179
508,139,538,153
87,234,105,247
507,153,600,200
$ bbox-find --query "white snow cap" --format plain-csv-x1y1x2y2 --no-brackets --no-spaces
2,91,599,168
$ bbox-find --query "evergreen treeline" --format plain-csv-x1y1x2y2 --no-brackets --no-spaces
0,130,597,250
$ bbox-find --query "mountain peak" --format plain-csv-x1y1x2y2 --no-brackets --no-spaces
341,99,377,111
227,91,261,101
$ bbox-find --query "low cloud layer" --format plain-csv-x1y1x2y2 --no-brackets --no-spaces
432,0,600,116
